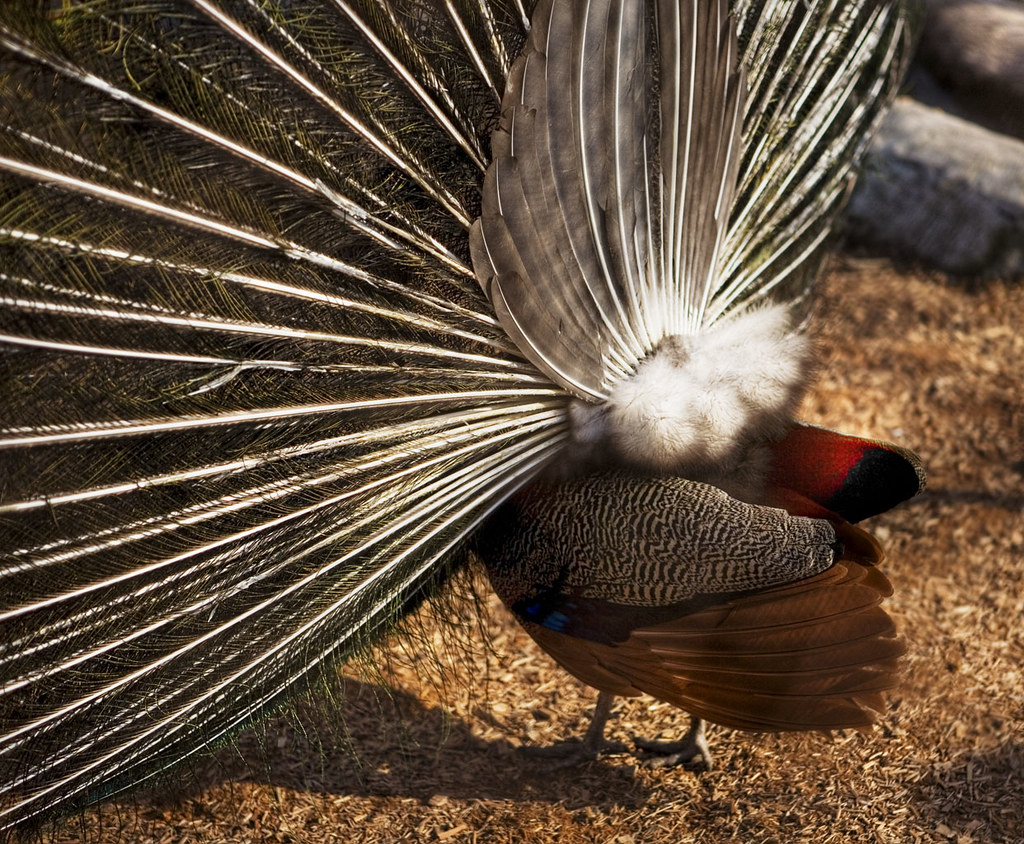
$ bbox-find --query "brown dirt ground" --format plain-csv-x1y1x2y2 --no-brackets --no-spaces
36,258,1024,844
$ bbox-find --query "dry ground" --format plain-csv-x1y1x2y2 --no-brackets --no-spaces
35,258,1024,844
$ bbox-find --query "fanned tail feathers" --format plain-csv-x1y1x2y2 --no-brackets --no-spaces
471,0,747,398
0,0,558,828
721,0,914,319
470,0,912,399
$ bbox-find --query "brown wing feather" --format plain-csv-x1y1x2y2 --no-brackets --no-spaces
524,555,904,732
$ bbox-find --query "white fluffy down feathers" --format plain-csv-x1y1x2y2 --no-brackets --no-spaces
571,304,812,494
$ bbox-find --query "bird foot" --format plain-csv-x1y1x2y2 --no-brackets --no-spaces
521,737,631,770
633,717,713,770
521,690,629,769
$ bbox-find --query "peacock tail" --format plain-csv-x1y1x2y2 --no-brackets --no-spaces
0,0,914,831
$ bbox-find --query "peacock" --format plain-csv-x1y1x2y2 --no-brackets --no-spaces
0,0,924,832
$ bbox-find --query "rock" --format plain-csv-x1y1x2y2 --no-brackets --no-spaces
915,0,1024,142
845,98,1024,278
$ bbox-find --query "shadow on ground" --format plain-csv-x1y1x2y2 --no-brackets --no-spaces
137,677,650,814
913,741,1024,840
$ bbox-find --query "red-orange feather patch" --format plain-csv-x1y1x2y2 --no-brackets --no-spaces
768,424,925,523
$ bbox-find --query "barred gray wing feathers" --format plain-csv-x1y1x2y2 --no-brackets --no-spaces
480,473,905,733
0,0,559,829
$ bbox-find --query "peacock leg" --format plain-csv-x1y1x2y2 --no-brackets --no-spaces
523,691,629,768
634,715,713,770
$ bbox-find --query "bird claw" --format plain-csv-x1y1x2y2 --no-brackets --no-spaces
521,737,631,770
633,717,713,770
521,692,632,768
520,694,712,771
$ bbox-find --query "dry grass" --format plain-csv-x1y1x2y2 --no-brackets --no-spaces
35,259,1024,844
